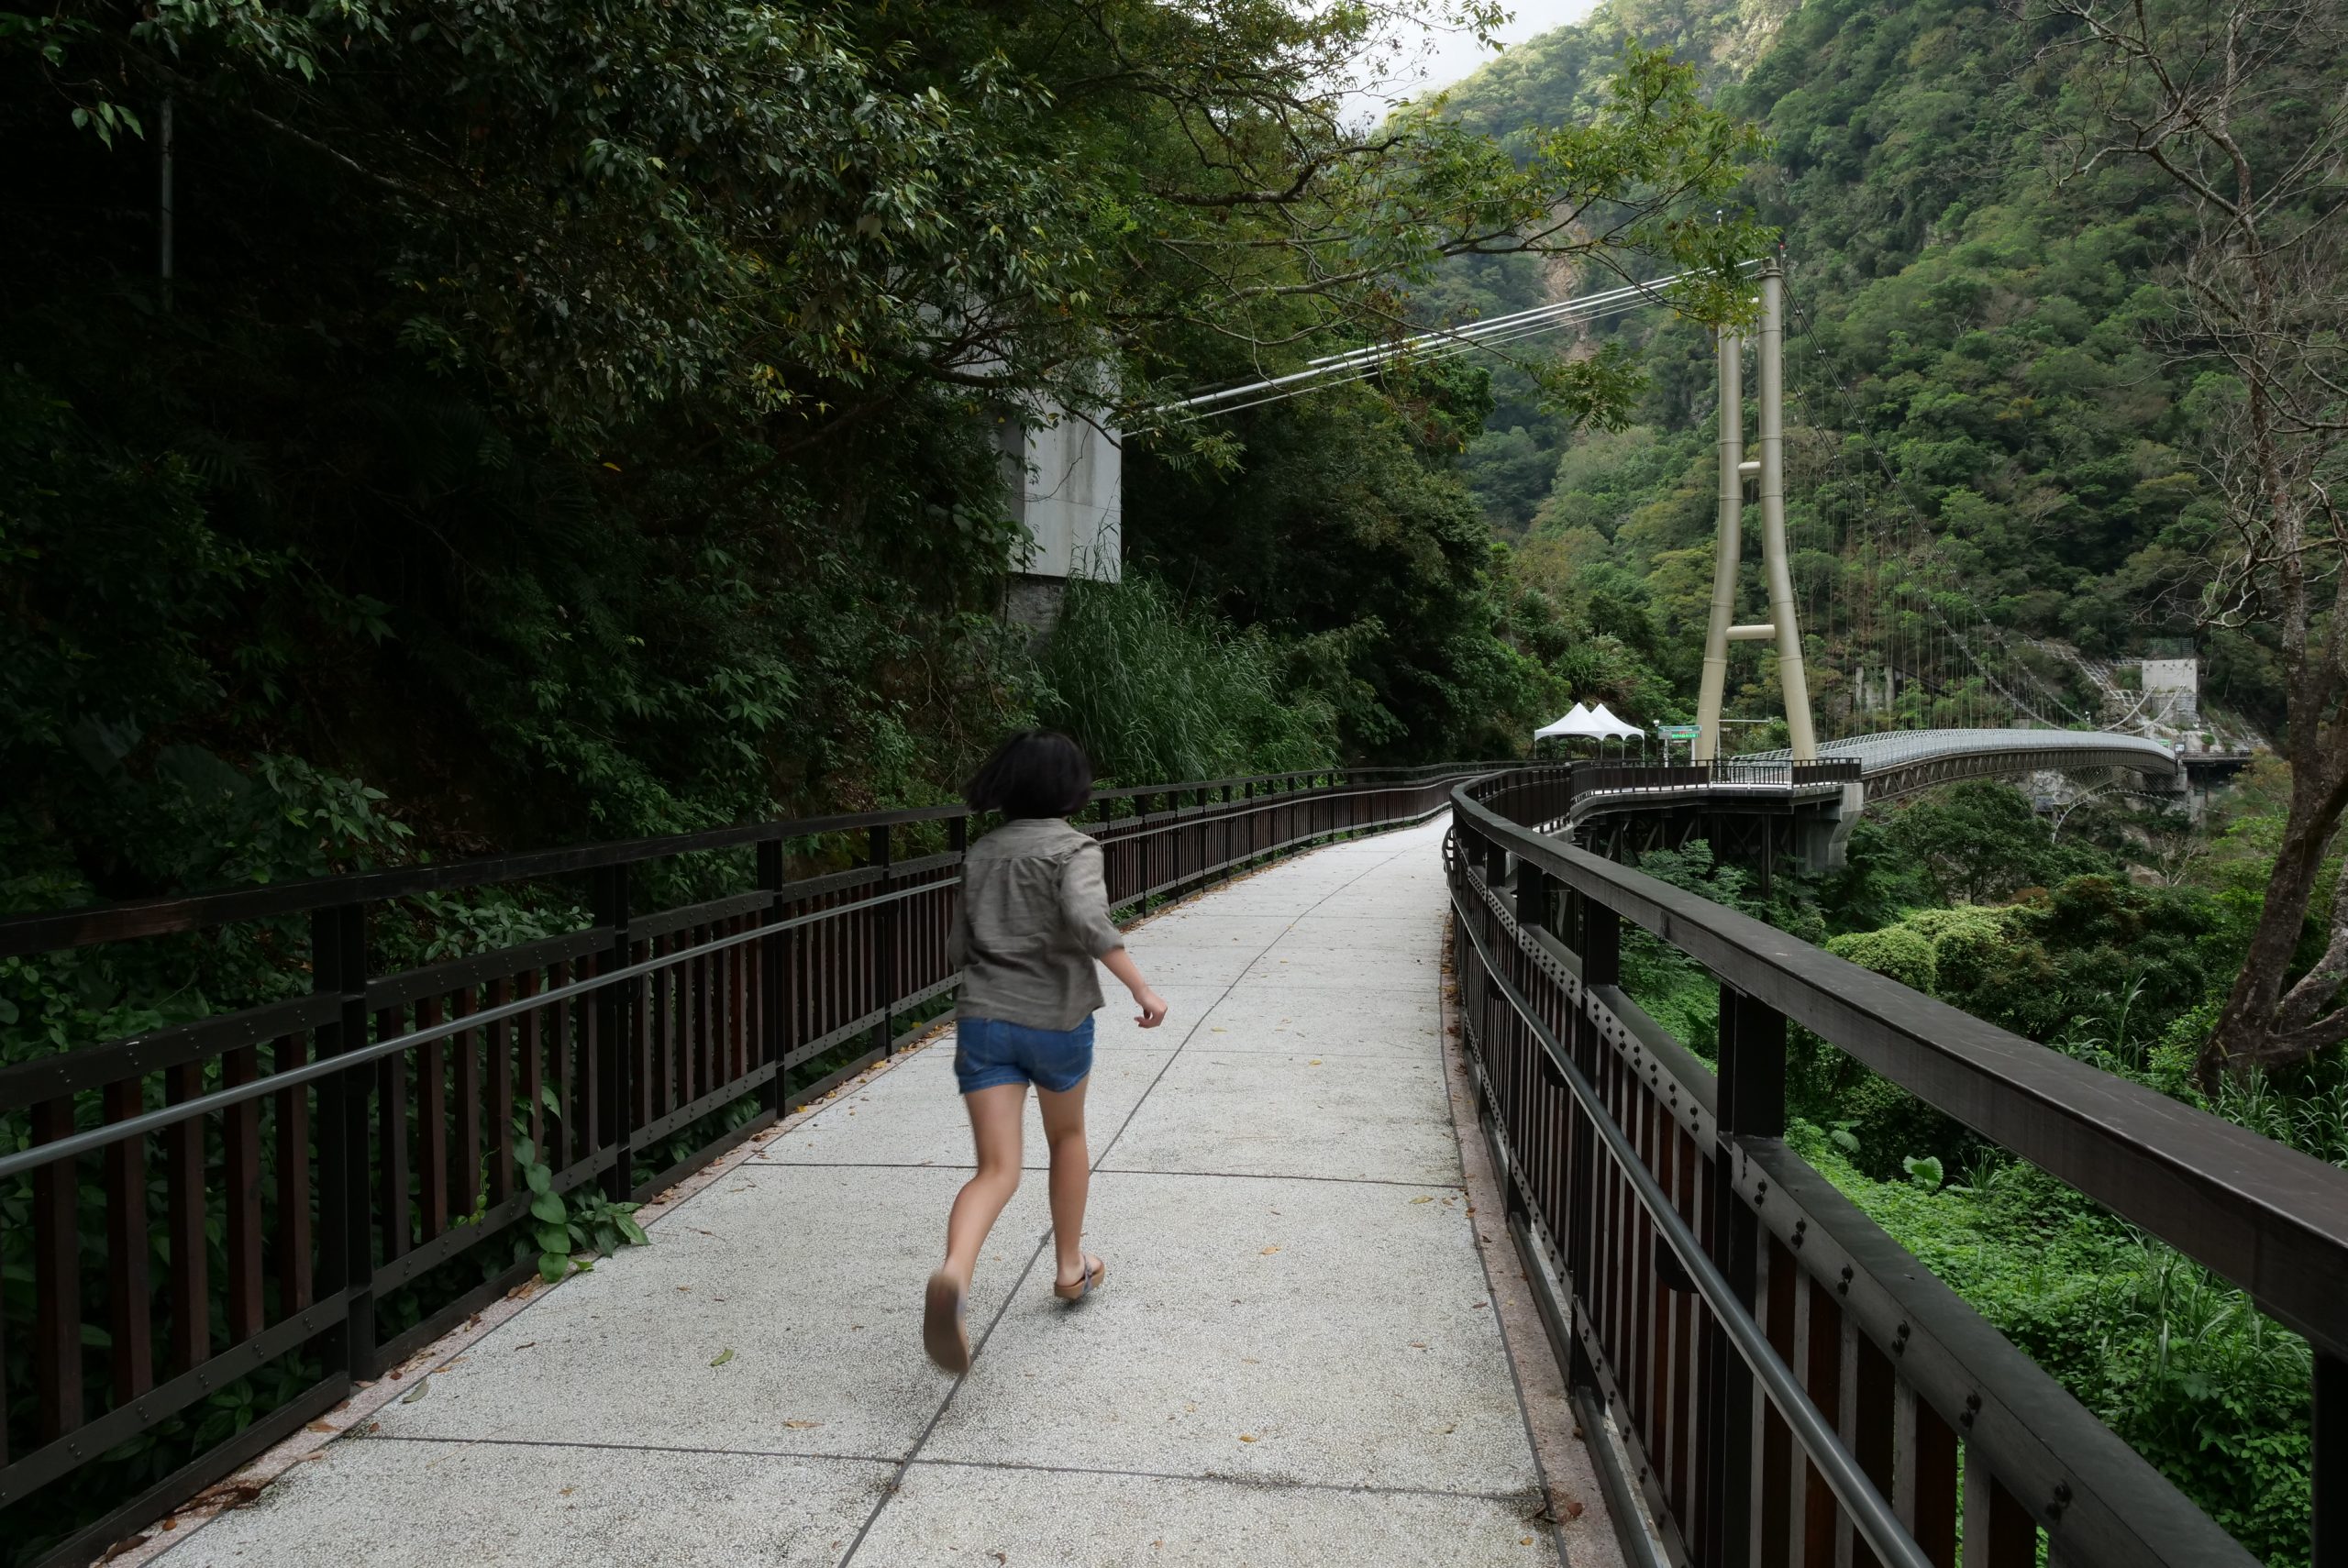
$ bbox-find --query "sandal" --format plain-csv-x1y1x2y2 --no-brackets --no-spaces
1053,1253,1107,1302
924,1271,971,1374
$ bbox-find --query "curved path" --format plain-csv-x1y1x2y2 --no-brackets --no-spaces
127,820,1614,1568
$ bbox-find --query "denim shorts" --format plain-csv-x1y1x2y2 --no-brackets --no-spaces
954,1015,1096,1095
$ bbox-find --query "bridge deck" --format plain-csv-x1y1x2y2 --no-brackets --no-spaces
127,821,1611,1568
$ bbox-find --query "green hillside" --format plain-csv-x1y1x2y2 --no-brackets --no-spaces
1438,0,2285,740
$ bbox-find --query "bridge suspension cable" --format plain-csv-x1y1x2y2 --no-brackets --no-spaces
1149,261,1762,425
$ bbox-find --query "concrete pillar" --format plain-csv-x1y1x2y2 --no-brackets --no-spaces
1758,261,1818,761
1696,329,1743,763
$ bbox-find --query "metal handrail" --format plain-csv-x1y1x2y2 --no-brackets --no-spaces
0,762,1513,959
1453,778,2348,1356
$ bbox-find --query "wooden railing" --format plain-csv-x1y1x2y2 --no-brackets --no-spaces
0,762,1492,1567
1447,772,2347,1568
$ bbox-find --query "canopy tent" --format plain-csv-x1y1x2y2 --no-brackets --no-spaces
1536,703,1642,742
1534,702,1646,757
1534,703,1593,740
1584,703,1643,740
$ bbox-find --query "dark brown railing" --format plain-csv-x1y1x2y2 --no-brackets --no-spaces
1448,773,2348,1568
0,761,1494,1567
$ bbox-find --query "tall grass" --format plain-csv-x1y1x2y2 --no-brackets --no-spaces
1032,575,1339,784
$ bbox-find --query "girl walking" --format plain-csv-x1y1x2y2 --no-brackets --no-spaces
925,731,1168,1375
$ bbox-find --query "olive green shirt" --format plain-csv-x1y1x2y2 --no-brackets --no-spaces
949,817,1126,1031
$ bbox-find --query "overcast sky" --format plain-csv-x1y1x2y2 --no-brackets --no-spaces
1348,0,1605,118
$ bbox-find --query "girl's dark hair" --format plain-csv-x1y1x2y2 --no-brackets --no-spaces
963,730,1094,819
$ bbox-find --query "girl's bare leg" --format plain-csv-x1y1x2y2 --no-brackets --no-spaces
1036,1077,1093,1286
942,1084,1026,1288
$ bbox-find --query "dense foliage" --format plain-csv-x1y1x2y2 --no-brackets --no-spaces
1434,0,2308,740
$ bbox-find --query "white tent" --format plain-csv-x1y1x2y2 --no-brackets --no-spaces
1535,702,1646,755
1534,702,1593,740
1584,703,1643,741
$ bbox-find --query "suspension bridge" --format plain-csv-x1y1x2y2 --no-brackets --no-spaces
1169,259,2203,865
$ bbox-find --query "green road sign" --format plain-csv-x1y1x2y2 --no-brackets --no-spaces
1659,724,1701,740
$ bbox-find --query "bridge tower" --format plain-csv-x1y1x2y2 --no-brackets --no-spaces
1694,259,1818,761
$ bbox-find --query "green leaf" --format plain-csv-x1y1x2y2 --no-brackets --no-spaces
709,1347,734,1367
526,1165,554,1197
530,1190,565,1223
615,1215,649,1247
536,1221,570,1254
537,1252,569,1284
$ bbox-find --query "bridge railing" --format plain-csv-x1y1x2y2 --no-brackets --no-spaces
1479,758,1864,829
1447,771,2346,1568
0,759,1501,1566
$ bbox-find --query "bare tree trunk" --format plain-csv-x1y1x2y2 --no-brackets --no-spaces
2042,0,2348,1082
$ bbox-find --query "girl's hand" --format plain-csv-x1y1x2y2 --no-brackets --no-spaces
1133,987,1168,1028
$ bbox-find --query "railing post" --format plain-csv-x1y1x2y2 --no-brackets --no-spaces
1221,784,1234,880
2320,1350,2345,1568
1514,855,1551,937
592,865,633,1203
1481,828,1508,896
310,900,374,1376
757,836,787,1117
1709,983,1788,1567
1135,795,1151,915
869,823,895,1056
1580,896,1621,989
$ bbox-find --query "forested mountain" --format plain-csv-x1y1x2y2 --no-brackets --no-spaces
1438,0,2287,740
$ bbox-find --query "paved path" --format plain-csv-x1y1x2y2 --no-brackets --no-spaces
148,821,1587,1567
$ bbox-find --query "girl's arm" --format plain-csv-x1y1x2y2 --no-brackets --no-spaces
1101,946,1168,1029
1063,841,1168,1028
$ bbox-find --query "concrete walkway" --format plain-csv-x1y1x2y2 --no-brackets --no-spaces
144,821,1598,1567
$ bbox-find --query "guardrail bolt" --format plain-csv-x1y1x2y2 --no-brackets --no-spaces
1961,1393,1981,1429
1893,1322,1911,1356
1837,1264,1853,1296
2048,1481,2072,1520
1791,1219,1806,1249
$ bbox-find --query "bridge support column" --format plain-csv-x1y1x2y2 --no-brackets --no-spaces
1759,259,1818,762
1792,781,1865,873
1696,326,1743,764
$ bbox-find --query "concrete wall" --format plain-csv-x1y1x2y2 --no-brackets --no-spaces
2138,657,2200,723
1000,406,1121,583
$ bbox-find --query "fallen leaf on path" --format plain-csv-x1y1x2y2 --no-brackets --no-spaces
1238,1433,1257,1443
1409,1196,1434,1205
1307,1058,1322,1066
305,1421,336,1433
559,1487,576,1497
783,1419,822,1430
710,1348,736,1367
1259,1245,1280,1255
399,1379,430,1403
